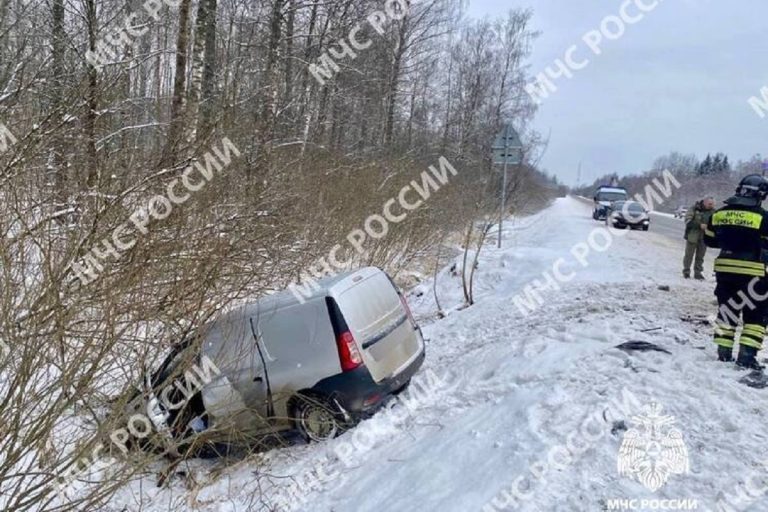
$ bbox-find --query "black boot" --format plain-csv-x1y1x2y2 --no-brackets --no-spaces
718,345,734,362
736,346,764,370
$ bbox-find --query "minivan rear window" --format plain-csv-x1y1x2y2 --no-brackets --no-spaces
335,273,402,338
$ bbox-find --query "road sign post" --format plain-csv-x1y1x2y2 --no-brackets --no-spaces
500,156,508,249
492,124,523,248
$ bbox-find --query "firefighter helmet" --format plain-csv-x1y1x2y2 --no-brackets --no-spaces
736,174,768,201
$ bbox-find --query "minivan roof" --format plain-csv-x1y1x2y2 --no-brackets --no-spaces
263,270,356,307
215,267,382,323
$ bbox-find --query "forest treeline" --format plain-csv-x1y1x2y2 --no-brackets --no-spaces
573,152,767,210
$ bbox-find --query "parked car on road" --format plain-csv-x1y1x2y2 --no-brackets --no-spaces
606,201,650,231
131,267,426,452
592,186,628,220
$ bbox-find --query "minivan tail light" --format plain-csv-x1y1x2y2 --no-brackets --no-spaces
337,331,363,372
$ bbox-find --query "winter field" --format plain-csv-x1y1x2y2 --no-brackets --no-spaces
102,197,768,512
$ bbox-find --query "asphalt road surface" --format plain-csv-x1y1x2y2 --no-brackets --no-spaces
573,196,684,241
648,211,685,240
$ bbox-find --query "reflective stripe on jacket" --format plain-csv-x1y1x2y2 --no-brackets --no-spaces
704,200,768,278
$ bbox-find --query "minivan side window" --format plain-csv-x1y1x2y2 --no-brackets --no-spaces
205,318,254,373
254,299,339,388
257,316,311,362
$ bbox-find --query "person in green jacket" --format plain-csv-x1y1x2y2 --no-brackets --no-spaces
683,196,715,279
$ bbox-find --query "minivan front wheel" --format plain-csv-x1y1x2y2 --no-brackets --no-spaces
293,395,343,443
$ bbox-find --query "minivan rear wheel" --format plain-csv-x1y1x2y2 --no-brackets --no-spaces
293,395,343,443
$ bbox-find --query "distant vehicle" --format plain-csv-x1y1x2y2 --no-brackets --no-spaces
124,267,426,453
606,201,650,231
592,186,628,220
674,206,688,219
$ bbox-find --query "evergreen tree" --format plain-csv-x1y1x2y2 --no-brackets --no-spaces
712,154,722,173
698,154,713,175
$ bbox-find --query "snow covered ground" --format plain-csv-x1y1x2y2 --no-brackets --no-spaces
107,197,768,512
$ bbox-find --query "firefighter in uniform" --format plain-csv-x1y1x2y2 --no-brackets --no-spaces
704,175,768,369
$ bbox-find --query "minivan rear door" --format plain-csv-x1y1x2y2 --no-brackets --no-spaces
332,270,422,383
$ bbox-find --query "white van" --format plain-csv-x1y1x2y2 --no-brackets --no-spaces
142,267,426,447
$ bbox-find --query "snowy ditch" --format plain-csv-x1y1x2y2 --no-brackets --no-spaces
272,368,457,512
53,356,223,498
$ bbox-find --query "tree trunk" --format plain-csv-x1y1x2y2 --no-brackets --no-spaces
185,0,215,149
262,0,283,145
298,0,319,145
406,83,417,148
200,0,218,138
461,220,473,305
51,0,66,202
384,14,409,146
83,0,99,189
283,0,295,133
162,0,192,167
441,43,454,151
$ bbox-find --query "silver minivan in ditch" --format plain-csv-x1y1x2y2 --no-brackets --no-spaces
142,267,426,447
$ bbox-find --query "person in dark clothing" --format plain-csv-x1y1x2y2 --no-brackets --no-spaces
683,197,715,279
704,175,768,370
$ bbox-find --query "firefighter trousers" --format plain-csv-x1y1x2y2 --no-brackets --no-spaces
713,275,768,351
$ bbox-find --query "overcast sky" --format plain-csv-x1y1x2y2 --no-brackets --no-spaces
467,0,768,186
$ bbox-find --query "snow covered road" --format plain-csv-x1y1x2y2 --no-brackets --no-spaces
110,197,768,512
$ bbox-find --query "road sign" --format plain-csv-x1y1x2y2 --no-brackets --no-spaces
491,124,523,165
492,148,523,165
